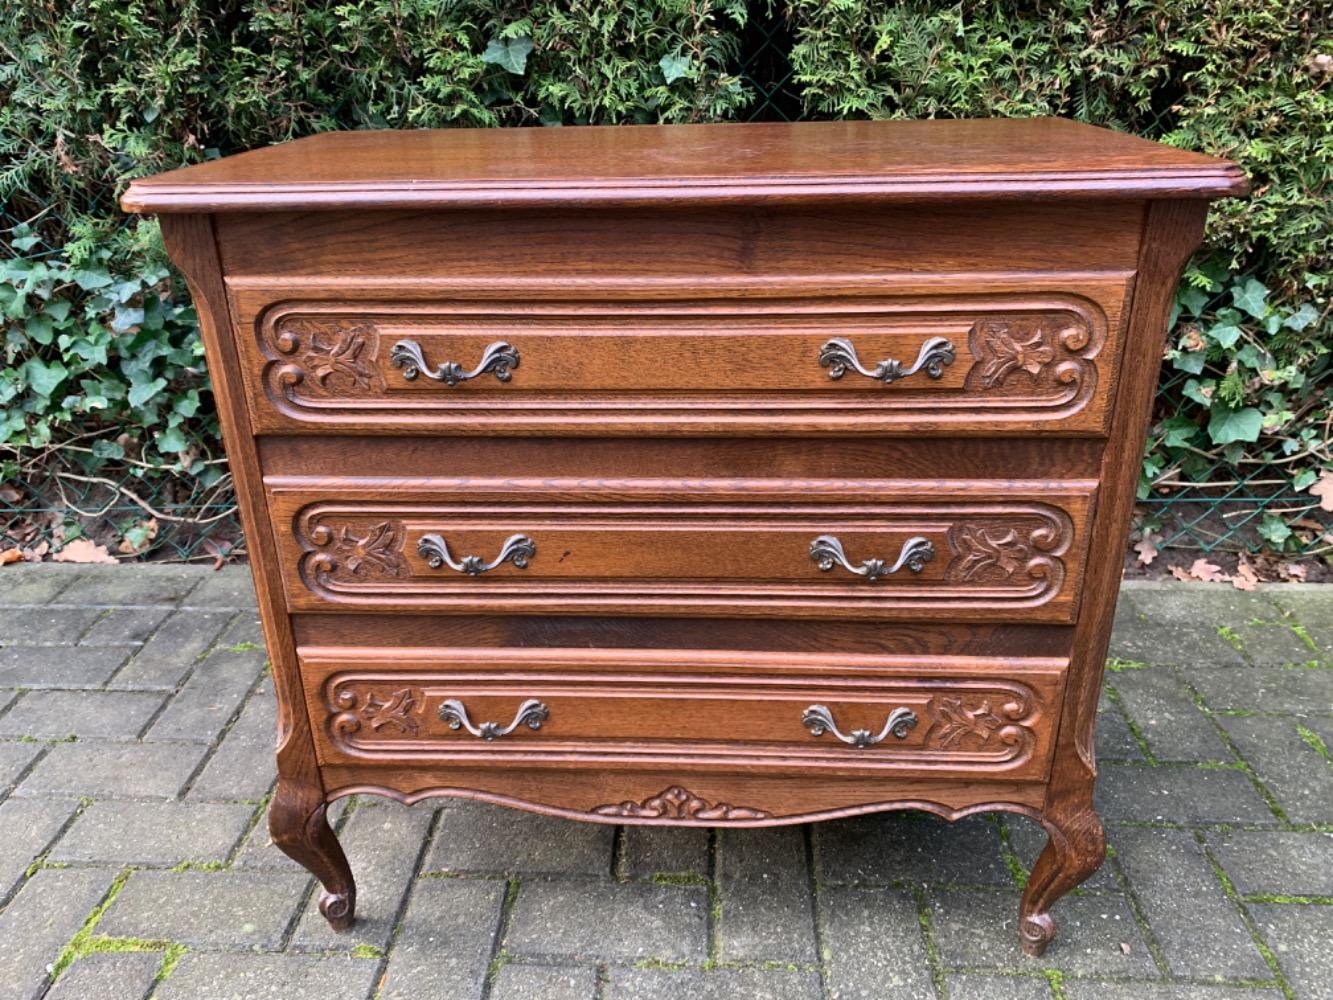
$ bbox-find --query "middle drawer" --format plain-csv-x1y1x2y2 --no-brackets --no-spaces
267,479,1096,622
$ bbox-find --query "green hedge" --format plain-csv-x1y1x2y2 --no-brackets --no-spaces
2,2,1329,556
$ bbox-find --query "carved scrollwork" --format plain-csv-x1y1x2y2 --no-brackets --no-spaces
307,519,407,584
331,686,425,741
592,785,771,821
964,316,1095,401
926,694,1030,756
944,510,1070,599
269,317,382,398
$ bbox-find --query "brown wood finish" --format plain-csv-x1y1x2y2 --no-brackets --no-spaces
127,119,1242,955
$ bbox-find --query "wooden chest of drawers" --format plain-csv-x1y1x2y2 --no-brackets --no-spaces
123,118,1243,954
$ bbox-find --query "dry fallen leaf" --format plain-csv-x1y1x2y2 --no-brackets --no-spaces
1279,561,1309,582
1186,558,1226,583
21,541,49,562
117,517,159,555
1133,535,1160,566
1119,942,1132,956
1310,470,1333,513
1231,557,1259,591
0,548,21,566
53,538,117,564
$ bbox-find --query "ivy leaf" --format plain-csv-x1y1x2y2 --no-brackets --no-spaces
1177,285,1209,317
127,376,167,409
481,35,533,75
1205,323,1242,350
1207,405,1263,445
1231,278,1269,320
1282,302,1319,331
659,52,692,83
1257,515,1292,548
23,357,68,399
155,425,190,452
71,267,113,291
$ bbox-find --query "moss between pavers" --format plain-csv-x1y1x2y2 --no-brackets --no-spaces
1217,625,1246,652
1296,724,1333,763
50,867,133,980
1104,658,1148,672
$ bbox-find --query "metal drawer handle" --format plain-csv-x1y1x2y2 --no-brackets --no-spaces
810,534,933,581
417,533,536,575
802,704,918,748
818,336,955,384
390,339,519,385
439,698,549,740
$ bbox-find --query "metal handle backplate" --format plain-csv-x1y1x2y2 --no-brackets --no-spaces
802,704,919,748
819,336,955,385
439,698,549,740
391,339,519,385
810,535,933,581
417,533,536,575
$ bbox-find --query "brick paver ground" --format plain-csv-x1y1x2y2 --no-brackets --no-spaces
0,564,1329,1000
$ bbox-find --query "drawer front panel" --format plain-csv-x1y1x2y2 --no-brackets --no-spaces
301,647,1066,782
267,480,1095,622
229,277,1131,436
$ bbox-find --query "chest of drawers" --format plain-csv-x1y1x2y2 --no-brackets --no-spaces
123,118,1243,954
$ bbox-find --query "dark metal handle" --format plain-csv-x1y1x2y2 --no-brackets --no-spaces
802,704,918,748
818,336,955,384
439,698,549,740
391,339,519,385
417,533,535,575
810,535,933,581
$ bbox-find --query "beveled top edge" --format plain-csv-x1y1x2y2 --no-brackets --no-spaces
122,118,1248,213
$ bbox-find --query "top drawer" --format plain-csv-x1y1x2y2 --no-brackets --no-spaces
226,276,1132,437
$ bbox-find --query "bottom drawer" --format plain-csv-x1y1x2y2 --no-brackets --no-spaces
301,647,1066,782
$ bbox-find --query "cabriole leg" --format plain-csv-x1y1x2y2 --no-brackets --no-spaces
269,777,356,930
1018,804,1106,956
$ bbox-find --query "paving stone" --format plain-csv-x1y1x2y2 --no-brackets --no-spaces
144,648,266,743
1097,700,1144,762
1247,903,1333,1000
221,685,277,746
821,886,933,998
377,879,507,1000
181,565,258,609
946,974,1052,1000
101,868,309,949
425,799,613,876
507,881,707,962
622,824,710,879
186,739,275,801
78,607,172,646
0,645,132,689
16,740,206,800
50,799,254,866
1267,589,1333,654
0,797,78,895
1221,716,1333,824
1063,984,1285,1000
214,611,264,649
0,566,82,605
1097,763,1275,824
45,951,162,1000
154,953,379,1000
0,690,164,740
1110,666,1230,762
1111,826,1269,980
1005,815,1117,891
929,889,1154,976
1106,593,1144,661
604,968,821,1000
0,740,40,789
0,606,102,645
1230,617,1328,667
1124,584,1281,628
1183,665,1333,716
291,799,436,951
1208,829,1333,898
1107,618,1246,668
818,811,1011,887
108,609,234,691
0,867,114,1000
57,565,206,606
717,825,816,962
493,964,598,1000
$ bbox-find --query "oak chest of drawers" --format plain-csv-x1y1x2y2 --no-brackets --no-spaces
123,118,1243,954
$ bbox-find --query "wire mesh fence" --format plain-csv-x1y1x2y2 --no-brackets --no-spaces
2,8,1328,564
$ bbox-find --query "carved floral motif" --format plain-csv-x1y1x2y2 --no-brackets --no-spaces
944,512,1068,596
308,519,407,583
592,786,771,821
930,697,1004,748
965,316,1093,397
268,317,383,399
332,686,425,740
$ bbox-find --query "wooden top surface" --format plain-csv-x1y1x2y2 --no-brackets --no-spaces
123,118,1245,213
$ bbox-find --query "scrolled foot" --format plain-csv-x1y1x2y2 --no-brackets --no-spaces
1019,912,1055,957
319,888,356,932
